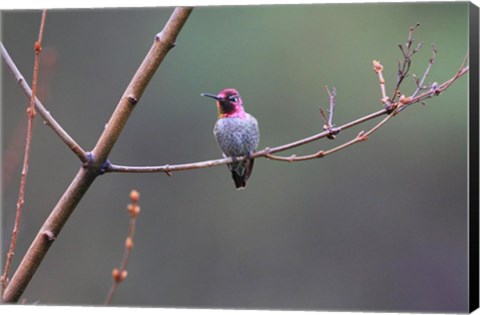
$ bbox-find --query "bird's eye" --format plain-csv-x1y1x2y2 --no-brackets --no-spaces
229,96,238,102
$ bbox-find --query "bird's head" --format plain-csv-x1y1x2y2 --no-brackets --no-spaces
201,88,245,118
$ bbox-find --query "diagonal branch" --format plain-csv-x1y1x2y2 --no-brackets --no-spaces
320,86,338,139
0,42,88,163
412,44,437,98
392,22,422,101
2,7,194,304
1,10,47,297
104,190,141,305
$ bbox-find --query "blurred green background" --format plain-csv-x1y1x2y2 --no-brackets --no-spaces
1,2,470,312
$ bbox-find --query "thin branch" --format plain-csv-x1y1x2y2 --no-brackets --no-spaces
392,22,422,101
0,42,88,163
102,108,389,173
2,7,194,304
321,86,337,139
1,10,47,298
104,54,468,173
265,110,396,163
412,44,437,98
406,22,420,51
265,150,325,162
433,53,469,92
404,60,469,110
104,190,141,305
326,87,336,127
373,60,390,108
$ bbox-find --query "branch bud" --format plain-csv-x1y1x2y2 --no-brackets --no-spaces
129,190,140,203
373,60,384,73
112,268,121,282
127,204,140,218
34,41,42,53
112,268,128,283
125,237,134,250
26,107,36,118
399,95,412,105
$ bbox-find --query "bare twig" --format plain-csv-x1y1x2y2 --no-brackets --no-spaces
104,190,141,305
432,53,469,92
403,57,469,110
321,86,337,139
0,42,88,163
326,87,336,127
412,44,437,98
1,10,47,298
264,149,325,162
392,22,422,101
373,60,389,106
265,105,396,163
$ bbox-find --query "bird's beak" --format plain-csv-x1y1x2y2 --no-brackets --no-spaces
201,93,221,101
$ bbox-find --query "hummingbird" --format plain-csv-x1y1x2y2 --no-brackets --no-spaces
201,88,260,190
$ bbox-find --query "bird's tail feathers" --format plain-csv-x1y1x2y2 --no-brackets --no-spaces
229,158,254,190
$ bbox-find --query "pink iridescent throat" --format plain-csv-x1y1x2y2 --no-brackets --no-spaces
217,102,247,119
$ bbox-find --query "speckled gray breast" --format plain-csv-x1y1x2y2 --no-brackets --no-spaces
213,114,260,157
